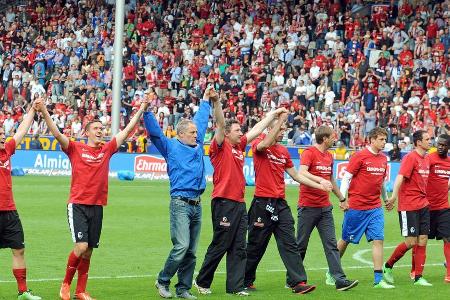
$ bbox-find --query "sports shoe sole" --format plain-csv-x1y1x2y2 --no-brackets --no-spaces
294,285,316,294
337,280,359,291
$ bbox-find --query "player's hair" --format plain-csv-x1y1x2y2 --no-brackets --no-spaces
412,130,427,146
176,119,195,135
315,125,334,144
224,119,240,133
84,119,102,132
368,127,388,142
438,134,450,147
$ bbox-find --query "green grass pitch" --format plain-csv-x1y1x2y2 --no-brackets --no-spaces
0,177,449,299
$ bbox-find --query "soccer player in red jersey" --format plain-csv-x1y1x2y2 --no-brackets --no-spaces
195,92,288,296
293,125,358,291
337,127,394,288
35,97,149,300
384,130,432,286
244,113,333,294
411,134,450,283
0,103,41,300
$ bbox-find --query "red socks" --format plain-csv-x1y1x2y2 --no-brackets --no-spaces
75,258,91,294
63,251,81,285
13,268,27,293
386,242,409,268
444,242,450,276
414,245,426,277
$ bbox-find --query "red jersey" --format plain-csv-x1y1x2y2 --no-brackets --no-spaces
63,139,118,206
398,151,429,211
0,139,16,211
210,136,248,202
346,148,388,210
426,152,450,211
252,135,293,199
299,146,333,207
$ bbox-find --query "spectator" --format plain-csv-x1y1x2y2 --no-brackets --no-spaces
0,0,447,155
29,134,43,150
292,125,312,146
388,143,402,161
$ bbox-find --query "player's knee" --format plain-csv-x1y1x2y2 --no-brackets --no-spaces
74,242,89,255
405,238,417,248
12,248,25,258
81,248,93,259
417,235,428,246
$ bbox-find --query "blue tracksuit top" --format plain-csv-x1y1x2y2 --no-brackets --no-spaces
143,100,211,198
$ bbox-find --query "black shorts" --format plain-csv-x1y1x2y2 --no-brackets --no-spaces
398,207,430,237
429,209,450,240
0,210,25,249
67,203,103,248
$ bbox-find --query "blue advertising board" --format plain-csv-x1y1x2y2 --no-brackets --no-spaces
11,150,400,190
13,135,411,160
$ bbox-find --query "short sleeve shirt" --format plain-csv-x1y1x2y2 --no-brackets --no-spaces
63,138,117,206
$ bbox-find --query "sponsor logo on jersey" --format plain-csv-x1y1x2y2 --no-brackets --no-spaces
81,152,105,163
231,148,244,161
266,149,286,165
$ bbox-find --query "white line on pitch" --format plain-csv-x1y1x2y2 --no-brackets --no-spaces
0,263,446,283
352,243,441,266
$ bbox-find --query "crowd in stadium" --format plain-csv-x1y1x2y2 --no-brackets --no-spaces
0,0,449,156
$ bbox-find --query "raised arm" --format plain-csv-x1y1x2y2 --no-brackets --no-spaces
35,98,70,150
211,89,225,145
13,106,36,147
246,107,287,143
115,99,149,149
193,87,213,144
143,111,169,158
256,112,287,152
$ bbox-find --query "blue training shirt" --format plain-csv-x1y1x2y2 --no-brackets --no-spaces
143,100,211,198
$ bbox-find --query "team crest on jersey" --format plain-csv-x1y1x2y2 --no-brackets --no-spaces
254,217,264,227
220,216,231,227
0,159,10,169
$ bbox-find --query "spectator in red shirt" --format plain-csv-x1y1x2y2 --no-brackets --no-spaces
123,61,136,88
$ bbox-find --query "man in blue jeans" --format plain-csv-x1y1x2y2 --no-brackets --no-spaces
144,87,216,299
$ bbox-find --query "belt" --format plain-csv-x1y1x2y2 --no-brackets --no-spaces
173,196,201,206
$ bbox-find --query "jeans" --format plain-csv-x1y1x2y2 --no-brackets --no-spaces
158,197,202,294
333,81,342,97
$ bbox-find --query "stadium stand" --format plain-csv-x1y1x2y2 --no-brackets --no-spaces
0,0,448,155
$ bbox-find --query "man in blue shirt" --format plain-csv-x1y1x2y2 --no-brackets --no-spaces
144,87,216,300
